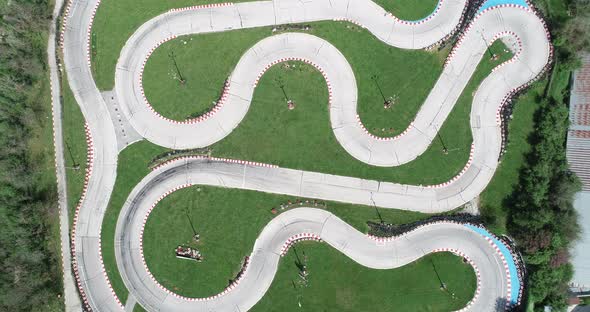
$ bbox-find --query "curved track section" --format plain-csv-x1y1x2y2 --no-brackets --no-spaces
115,2,549,169
123,151,497,213
62,0,121,310
115,160,515,311
61,0,550,310
115,0,468,155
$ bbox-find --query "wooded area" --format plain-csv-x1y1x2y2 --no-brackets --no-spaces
508,0,589,310
508,98,581,310
0,0,64,311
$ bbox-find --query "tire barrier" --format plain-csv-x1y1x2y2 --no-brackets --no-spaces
150,155,278,172
355,115,415,142
280,233,323,256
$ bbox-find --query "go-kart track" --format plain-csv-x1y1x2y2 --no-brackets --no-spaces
59,0,551,310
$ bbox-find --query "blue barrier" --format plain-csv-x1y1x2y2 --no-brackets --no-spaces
478,0,529,13
465,224,521,305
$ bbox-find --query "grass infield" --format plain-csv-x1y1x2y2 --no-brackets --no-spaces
142,185,476,310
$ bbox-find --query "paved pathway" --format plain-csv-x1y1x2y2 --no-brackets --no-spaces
48,0,83,310
60,0,550,311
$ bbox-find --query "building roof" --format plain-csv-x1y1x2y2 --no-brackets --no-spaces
571,193,590,288
567,54,590,192
568,54,590,288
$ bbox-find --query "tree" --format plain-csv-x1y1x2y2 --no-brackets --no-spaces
507,98,580,310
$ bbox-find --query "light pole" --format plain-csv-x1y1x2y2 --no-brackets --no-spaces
433,125,448,154
65,141,79,169
275,76,289,102
276,76,295,109
370,196,384,224
168,51,186,84
371,75,392,107
480,32,494,59
293,246,303,269
185,189,199,239
431,258,447,291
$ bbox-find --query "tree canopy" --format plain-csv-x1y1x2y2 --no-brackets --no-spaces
0,0,64,311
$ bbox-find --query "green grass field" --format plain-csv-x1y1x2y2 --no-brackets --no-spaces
253,246,474,311
143,186,426,297
61,74,88,226
91,0,438,90
373,0,440,20
133,304,147,312
478,83,543,234
141,185,475,310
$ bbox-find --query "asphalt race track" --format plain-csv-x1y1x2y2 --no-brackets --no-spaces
60,0,551,310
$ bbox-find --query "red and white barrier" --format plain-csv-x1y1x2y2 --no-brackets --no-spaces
138,35,231,124
332,18,366,28
426,144,475,188
150,155,278,172
69,124,124,311
168,2,234,13
60,0,74,49
388,0,445,25
280,233,322,256
252,58,334,109
356,115,415,142
85,0,101,66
